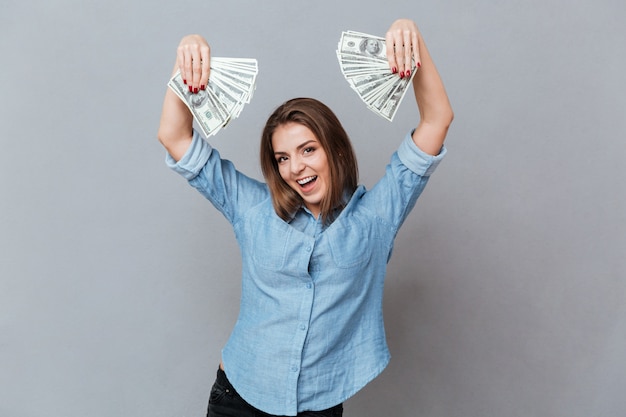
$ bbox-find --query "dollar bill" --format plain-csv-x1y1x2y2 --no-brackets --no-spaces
168,57,258,137
337,31,416,121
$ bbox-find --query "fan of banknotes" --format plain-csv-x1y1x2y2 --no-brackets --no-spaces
336,31,416,122
168,57,258,137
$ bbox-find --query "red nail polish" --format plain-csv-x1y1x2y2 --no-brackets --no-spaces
392,67,397,74
200,85,206,91
193,87,198,94
188,85,193,93
183,79,187,85
417,62,421,69
406,70,411,77
400,71,405,78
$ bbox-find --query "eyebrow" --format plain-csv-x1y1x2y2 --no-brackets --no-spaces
274,140,317,156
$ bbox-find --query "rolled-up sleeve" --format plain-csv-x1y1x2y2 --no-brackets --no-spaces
396,130,447,177
165,130,213,181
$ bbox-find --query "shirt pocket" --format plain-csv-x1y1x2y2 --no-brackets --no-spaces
327,217,375,269
248,215,290,270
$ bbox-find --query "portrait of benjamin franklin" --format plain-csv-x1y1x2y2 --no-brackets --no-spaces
359,38,383,57
187,89,208,108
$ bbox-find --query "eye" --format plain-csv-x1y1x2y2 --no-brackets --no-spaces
276,156,288,164
303,147,315,155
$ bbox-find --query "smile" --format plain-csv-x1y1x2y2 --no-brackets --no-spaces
297,176,317,186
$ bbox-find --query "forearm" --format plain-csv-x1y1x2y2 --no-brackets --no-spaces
157,73,194,162
410,36,453,155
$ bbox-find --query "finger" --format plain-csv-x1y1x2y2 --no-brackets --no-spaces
402,30,412,77
410,31,421,72
395,42,406,78
191,55,202,93
385,31,398,75
178,44,195,92
200,45,211,91
176,46,189,87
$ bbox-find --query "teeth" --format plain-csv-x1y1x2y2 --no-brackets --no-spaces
297,176,316,185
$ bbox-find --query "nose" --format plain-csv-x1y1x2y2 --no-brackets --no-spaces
290,156,305,175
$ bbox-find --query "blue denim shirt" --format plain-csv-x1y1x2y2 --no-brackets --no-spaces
166,129,446,415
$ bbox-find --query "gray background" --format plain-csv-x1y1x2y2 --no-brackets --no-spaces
1,0,625,416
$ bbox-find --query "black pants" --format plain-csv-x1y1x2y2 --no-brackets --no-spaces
207,367,343,417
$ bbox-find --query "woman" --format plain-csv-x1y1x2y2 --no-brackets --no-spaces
158,18,453,417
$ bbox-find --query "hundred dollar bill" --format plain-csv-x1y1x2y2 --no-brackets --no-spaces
370,77,412,121
336,30,416,121
168,73,229,137
338,31,388,62
168,57,258,137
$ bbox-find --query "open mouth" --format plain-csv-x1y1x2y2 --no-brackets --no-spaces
297,175,317,190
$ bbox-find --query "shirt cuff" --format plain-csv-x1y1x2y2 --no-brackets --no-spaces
397,129,447,177
165,129,213,181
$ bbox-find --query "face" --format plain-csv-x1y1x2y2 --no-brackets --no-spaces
190,89,207,107
272,122,330,219
365,39,380,55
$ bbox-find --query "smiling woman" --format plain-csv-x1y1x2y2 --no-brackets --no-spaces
260,98,358,223
157,17,452,417
272,122,331,219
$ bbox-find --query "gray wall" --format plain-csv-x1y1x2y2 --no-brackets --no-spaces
1,1,625,416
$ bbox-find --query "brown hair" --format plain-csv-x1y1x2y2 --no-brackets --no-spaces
260,98,358,223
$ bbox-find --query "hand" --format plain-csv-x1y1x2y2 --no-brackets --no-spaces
176,34,211,94
385,19,421,79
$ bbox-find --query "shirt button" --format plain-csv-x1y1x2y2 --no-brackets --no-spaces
306,283,312,289
291,366,298,372
306,246,312,252
300,324,306,330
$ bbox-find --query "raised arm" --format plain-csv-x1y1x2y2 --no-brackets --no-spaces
385,19,453,156
157,35,211,162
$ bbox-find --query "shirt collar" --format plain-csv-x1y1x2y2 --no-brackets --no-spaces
288,187,359,226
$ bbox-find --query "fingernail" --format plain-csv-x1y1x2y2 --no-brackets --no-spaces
400,71,405,78
188,85,193,93
392,67,397,74
183,79,187,85
417,62,421,69
406,70,411,77
200,85,206,91
193,87,198,94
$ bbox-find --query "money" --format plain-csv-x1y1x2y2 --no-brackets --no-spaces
168,57,258,137
336,31,416,121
